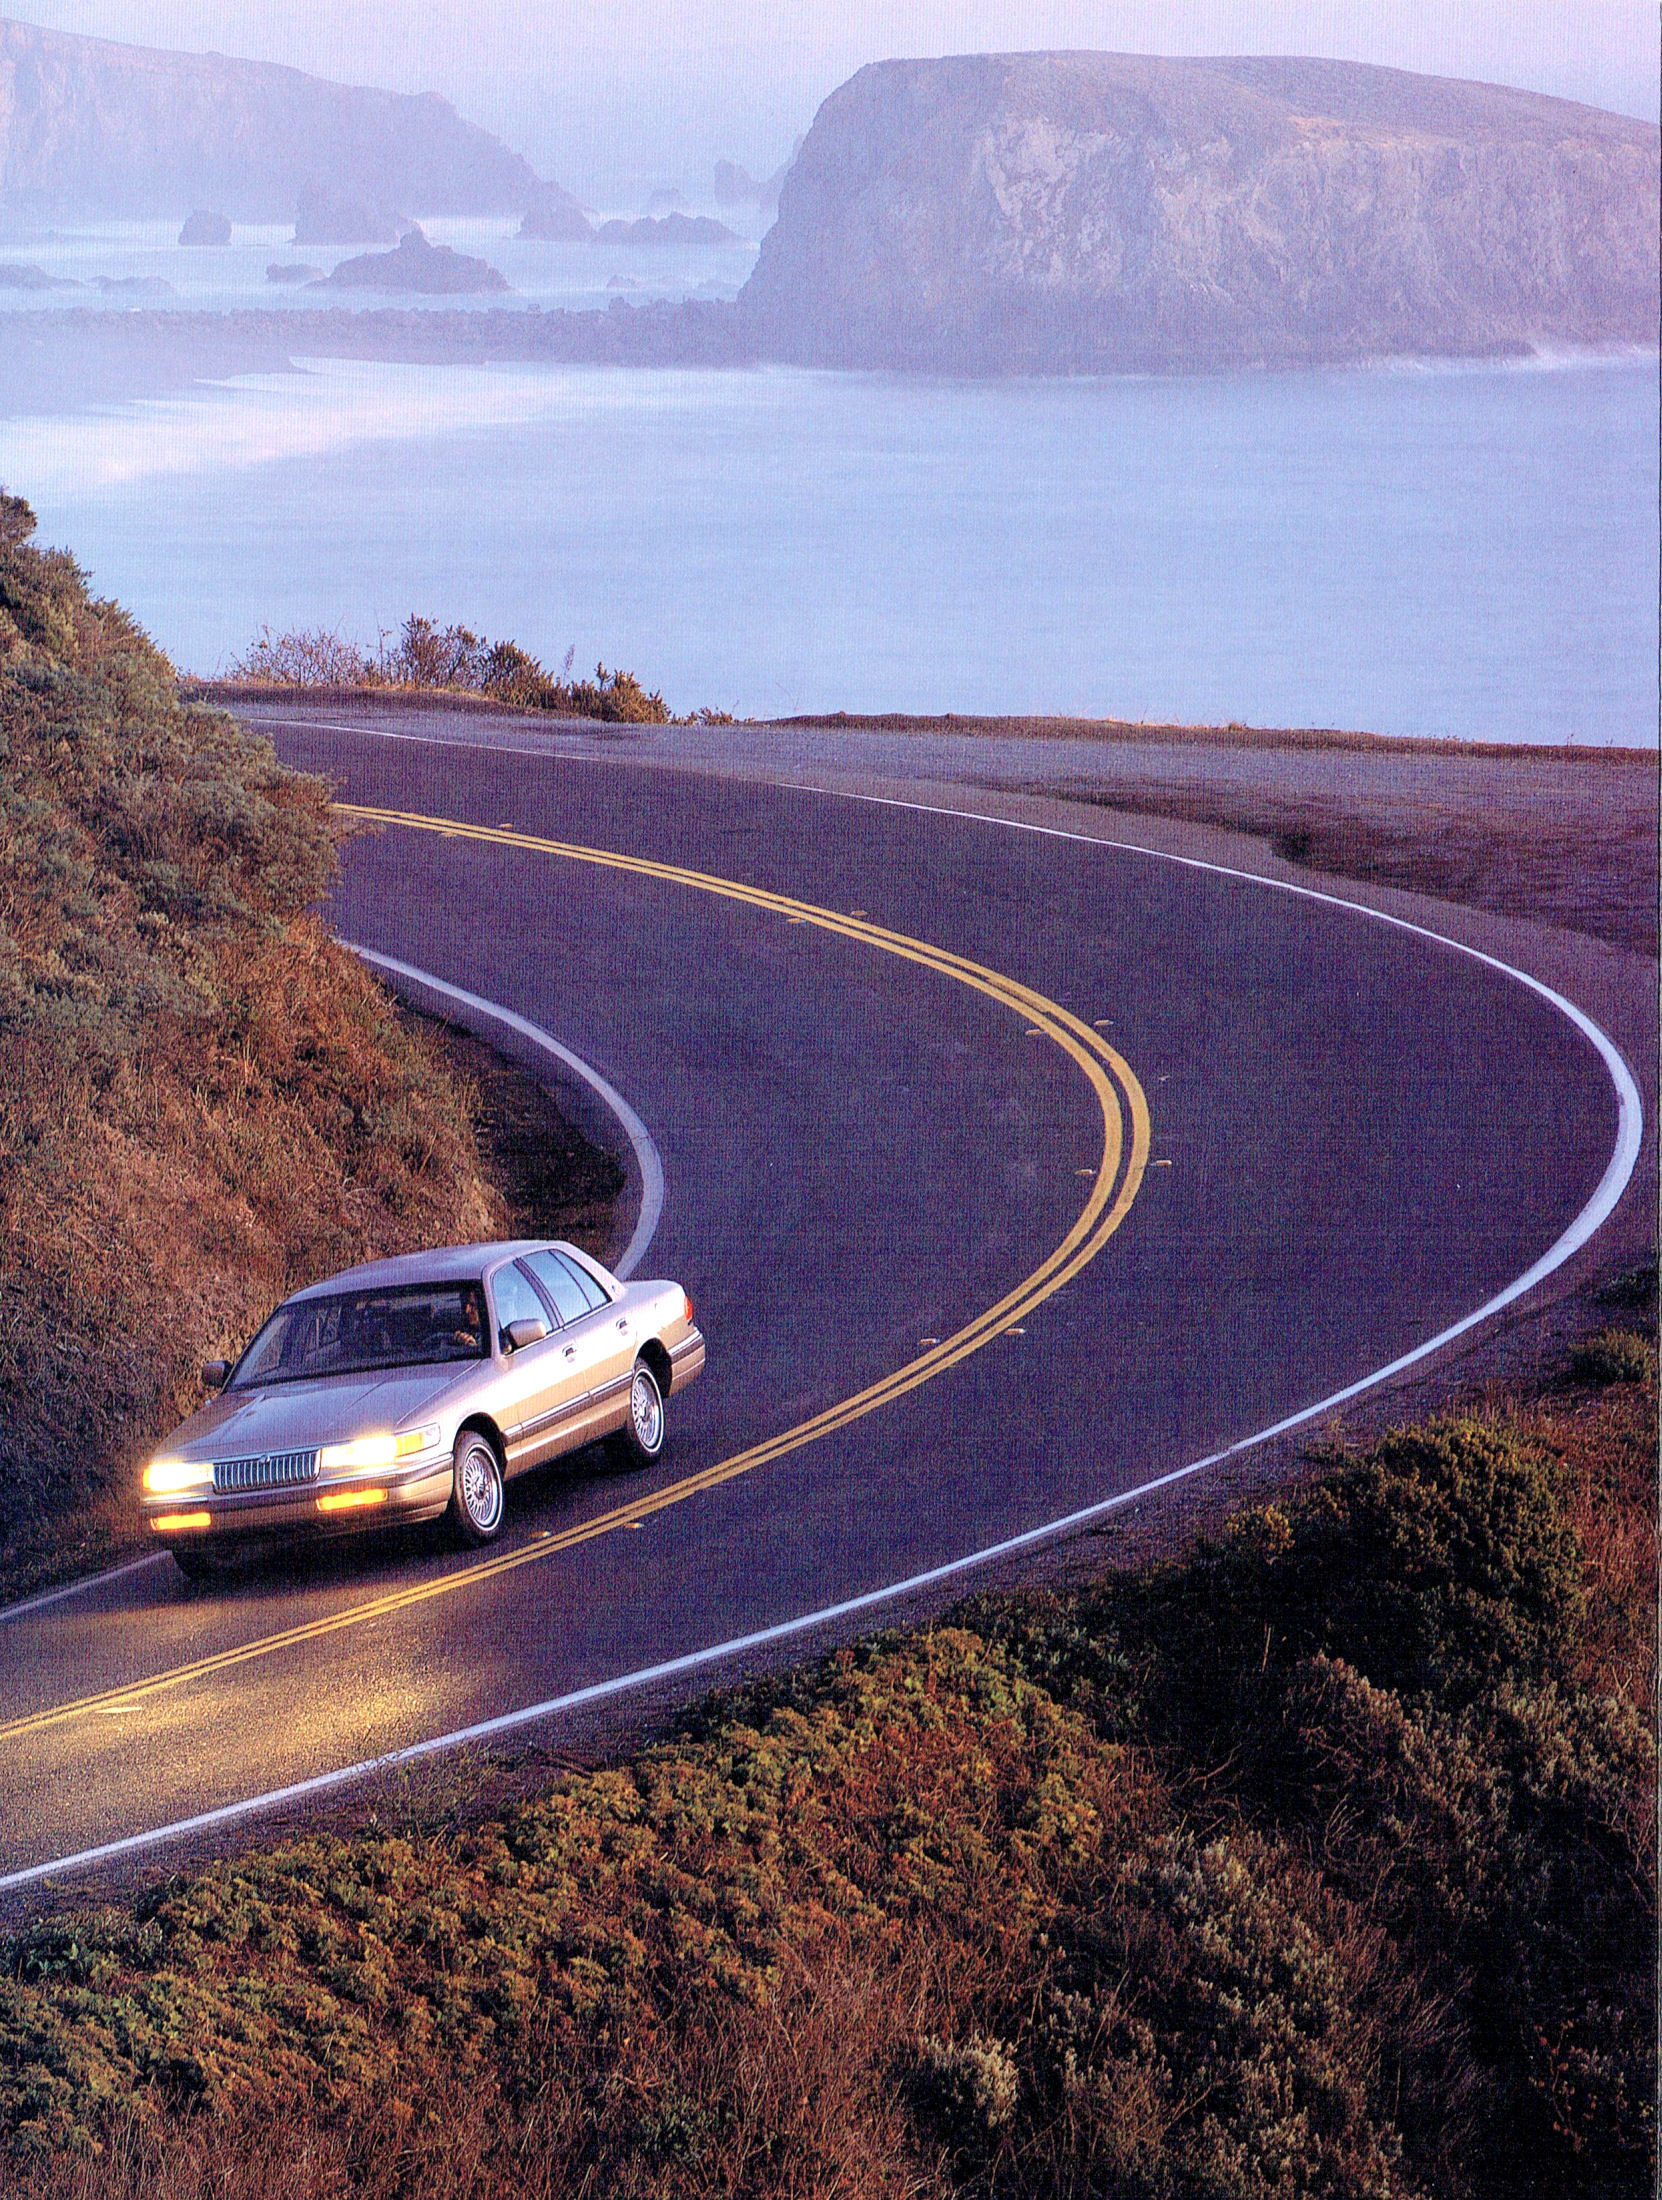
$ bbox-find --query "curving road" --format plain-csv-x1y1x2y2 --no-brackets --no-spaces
0,708,1642,1892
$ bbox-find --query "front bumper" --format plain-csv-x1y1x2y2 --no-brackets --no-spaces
144,1456,455,1544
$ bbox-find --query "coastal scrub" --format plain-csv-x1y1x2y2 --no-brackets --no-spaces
0,492,506,1597
4,1372,1653,2199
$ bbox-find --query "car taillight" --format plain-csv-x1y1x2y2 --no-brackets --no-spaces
683,1292,694,1325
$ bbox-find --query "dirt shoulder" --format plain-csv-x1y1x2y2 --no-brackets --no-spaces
396,1006,627,1262
734,716,1661,955
773,706,1655,762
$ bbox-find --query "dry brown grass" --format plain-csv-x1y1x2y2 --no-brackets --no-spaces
0,493,510,1601
774,709,1654,764
1530,1372,1658,1720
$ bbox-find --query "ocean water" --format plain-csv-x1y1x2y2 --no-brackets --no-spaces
0,348,1653,742
0,214,758,315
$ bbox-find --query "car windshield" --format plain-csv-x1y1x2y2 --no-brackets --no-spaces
232,1282,488,1387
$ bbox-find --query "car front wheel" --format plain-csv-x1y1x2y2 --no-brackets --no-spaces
608,1360,666,1469
449,1430,506,1546
170,1541,241,1583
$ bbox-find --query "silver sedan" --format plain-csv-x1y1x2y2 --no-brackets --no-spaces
139,1241,705,1576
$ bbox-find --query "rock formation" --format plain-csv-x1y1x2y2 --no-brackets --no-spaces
741,53,1661,371
713,148,798,224
598,213,744,248
517,181,593,241
0,14,554,221
92,275,174,296
178,208,231,245
292,185,407,246
0,260,75,288
311,226,509,295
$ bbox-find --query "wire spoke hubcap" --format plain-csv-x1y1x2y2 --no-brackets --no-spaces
460,1445,502,1531
631,1370,664,1452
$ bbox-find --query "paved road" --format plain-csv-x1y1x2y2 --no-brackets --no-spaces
0,709,1638,1888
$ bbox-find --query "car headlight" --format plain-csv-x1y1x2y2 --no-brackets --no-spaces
318,1424,440,1473
143,1457,213,1495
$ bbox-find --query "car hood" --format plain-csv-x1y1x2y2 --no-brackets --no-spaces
162,1367,469,1461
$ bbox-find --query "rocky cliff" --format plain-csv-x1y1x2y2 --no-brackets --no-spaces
0,15,545,220
740,54,1661,371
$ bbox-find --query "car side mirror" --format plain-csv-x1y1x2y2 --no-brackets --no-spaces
201,1359,230,1389
502,1317,548,1353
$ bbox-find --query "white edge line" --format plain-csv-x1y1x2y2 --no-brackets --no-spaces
0,1554,168,1628
6,741,1642,1894
344,944,665,1280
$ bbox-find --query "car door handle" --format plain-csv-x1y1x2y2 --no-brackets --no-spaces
615,1318,629,1332
564,1346,577,1360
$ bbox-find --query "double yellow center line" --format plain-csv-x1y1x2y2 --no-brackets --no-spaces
0,807,1149,1749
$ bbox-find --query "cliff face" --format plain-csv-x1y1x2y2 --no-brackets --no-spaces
0,16,543,219
741,53,1661,371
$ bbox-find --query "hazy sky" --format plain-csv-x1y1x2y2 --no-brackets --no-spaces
10,3,1659,199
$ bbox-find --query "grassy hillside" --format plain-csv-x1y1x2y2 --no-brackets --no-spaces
4,1351,1653,2200
0,492,508,1597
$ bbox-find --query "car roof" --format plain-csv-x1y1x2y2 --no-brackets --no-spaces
286,1241,576,1303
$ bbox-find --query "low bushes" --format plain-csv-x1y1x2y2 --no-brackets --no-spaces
226,616,672,723
3,1368,1653,2198
0,494,507,1596
1568,1325,1656,1387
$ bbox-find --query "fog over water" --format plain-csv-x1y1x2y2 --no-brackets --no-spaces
6,348,1652,744
14,1,1659,201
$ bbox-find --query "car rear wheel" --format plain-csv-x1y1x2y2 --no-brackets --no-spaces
608,1360,666,1469
449,1430,506,1546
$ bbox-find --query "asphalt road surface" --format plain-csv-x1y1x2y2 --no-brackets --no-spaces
0,707,1640,1890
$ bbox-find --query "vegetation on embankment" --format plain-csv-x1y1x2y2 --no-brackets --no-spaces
216,616,677,724
0,494,512,1601
405,1008,625,1257
5,1339,1654,2200
776,708,1658,763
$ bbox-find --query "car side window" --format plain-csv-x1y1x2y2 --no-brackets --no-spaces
524,1249,604,1324
568,1253,612,1311
556,1250,610,1312
489,1261,551,1348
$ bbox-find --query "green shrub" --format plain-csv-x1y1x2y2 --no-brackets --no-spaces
1568,1326,1657,1387
1596,1261,1657,1315
912,2033,1020,2162
1034,1826,1410,2200
1257,1654,1654,2200
1143,1418,1584,1724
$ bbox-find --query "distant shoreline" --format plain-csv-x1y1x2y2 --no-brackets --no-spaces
0,304,1655,422
187,679,1659,765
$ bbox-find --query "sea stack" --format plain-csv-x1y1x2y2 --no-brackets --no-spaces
740,54,1661,372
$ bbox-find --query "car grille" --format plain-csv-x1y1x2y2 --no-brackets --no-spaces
213,1449,319,1495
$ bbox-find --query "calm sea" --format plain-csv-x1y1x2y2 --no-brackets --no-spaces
0,348,1653,742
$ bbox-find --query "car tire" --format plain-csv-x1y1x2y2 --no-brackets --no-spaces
170,1541,239,1583
448,1430,506,1547
608,1359,666,1470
